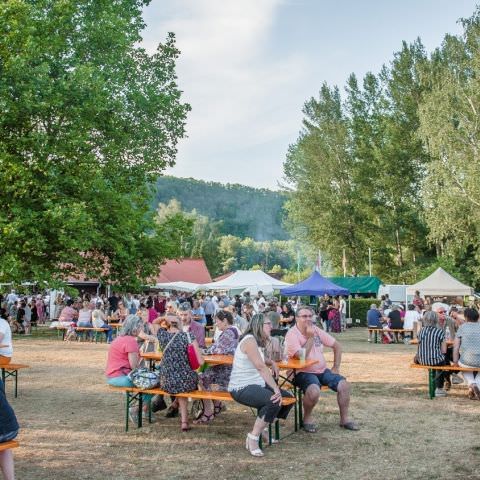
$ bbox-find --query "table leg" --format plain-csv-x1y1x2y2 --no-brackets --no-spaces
374,330,378,344
14,370,18,398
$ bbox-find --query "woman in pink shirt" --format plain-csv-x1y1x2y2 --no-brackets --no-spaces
106,315,153,424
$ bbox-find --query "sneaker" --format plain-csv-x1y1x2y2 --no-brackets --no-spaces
451,373,464,385
435,388,447,397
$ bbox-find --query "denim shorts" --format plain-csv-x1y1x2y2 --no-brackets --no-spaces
295,369,345,393
0,429,18,443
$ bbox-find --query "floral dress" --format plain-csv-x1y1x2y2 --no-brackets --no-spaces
200,327,239,391
157,329,198,394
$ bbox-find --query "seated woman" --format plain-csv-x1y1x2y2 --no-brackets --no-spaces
453,308,480,400
49,299,78,328
0,378,19,480
228,314,294,457
157,314,203,432
105,315,153,423
111,301,128,324
191,300,206,326
77,301,93,328
280,303,295,329
195,310,239,424
92,303,113,343
417,311,448,397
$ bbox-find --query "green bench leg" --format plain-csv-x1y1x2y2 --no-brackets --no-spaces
125,391,143,432
428,369,435,399
374,330,378,343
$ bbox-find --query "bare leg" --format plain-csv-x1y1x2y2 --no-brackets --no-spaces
302,384,320,425
177,397,189,429
337,380,352,425
247,416,268,452
0,449,15,480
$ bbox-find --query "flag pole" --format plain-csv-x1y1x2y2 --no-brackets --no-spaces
368,248,372,276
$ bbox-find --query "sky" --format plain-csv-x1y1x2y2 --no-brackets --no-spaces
141,0,478,190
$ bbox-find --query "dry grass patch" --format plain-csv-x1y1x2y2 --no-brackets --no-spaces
6,329,480,479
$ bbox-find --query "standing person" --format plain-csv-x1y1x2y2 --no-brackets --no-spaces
339,296,347,331
0,309,13,365
228,314,294,457
177,302,205,348
191,300,206,326
413,290,424,310
416,311,448,397
285,305,358,432
203,296,215,327
0,378,19,480
35,295,45,324
452,308,480,400
328,300,341,333
107,292,119,316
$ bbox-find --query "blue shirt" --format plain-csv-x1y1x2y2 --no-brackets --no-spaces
367,309,382,327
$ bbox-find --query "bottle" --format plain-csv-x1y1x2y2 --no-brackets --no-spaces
282,338,289,363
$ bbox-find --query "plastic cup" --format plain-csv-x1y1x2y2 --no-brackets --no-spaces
299,348,306,361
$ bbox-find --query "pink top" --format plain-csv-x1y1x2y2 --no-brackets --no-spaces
59,306,77,322
285,325,336,374
147,307,157,323
105,336,139,378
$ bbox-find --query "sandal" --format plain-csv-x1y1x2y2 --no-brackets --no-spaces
181,421,191,432
339,421,360,431
245,433,264,457
193,413,214,425
213,401,225,417
302,423,317,433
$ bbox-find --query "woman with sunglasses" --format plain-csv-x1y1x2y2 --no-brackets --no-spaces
228,314,294,457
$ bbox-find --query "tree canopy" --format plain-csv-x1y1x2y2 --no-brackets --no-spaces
284,7,480,287
0,0,191,288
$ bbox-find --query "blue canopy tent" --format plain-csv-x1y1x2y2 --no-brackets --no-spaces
280,271,350,296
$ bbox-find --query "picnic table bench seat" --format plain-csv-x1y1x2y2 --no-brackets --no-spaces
368,328,414,343
410,363,479,399
110,385,296,441
0,440,19,452
1,364,29,398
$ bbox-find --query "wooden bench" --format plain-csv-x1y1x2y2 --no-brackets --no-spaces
75,327,109,343
110,385,296,442
410,363,479,399
368,328,413,343
1,364,29,398
0,440,19,452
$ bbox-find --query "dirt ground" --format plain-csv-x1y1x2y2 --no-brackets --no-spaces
6,328,480,480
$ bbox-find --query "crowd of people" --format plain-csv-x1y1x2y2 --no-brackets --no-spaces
366,291,480,399
101,291,358,457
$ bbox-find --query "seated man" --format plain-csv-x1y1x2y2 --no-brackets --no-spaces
366,304,383,342
285,305,358,432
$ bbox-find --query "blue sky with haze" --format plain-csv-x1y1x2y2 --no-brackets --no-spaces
141,0,477,189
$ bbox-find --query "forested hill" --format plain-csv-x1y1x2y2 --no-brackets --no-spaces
152,176,289,241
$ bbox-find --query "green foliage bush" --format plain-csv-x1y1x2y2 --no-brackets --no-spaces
348,298,380,327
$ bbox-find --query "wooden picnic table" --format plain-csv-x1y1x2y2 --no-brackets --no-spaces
410,338,454,346
368,327,414,343
140,351,318,431
0,344,8,348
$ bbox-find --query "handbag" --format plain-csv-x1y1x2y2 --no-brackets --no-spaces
186,331,202,370
128,368,160,389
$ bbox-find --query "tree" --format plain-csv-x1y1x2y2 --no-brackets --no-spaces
418,8,480,284
0,0,190,287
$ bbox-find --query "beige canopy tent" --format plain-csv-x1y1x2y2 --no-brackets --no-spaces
406,267,474,296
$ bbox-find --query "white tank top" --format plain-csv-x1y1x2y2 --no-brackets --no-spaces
228,335,265,391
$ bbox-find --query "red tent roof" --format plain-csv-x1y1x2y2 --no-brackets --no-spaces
155,258,212,284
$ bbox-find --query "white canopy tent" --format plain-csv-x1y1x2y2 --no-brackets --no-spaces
199,270,291,296
406,268,474,296
153,281,200,293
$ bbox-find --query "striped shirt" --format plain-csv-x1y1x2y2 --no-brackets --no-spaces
417,326,445,365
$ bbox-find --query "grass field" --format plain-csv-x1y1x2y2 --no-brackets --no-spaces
6,328,480,480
